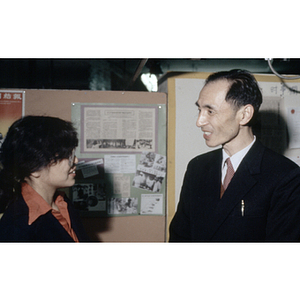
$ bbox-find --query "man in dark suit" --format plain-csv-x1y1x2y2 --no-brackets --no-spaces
169,69,300,242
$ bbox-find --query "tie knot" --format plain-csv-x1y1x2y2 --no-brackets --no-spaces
226,157,233,169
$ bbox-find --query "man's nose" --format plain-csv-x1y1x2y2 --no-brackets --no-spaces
196,112,208,127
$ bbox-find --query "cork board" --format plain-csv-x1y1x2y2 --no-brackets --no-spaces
23,89,167,242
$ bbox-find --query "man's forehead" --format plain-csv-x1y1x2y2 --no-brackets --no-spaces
201,79,230,94
197,80,231,104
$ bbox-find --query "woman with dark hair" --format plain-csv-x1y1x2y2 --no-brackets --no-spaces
0,116,89,242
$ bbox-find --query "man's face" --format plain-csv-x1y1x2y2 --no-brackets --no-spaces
196,79,242,149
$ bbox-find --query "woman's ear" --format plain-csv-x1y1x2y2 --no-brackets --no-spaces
24,172,39,186
239,104,254,126
29,171,41,179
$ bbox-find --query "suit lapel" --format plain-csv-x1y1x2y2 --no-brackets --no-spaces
206,140,264,240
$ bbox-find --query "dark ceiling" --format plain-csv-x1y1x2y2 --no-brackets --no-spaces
1,58,300,91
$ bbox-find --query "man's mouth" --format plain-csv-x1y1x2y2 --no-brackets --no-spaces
203,131,211,138
203,131,212,136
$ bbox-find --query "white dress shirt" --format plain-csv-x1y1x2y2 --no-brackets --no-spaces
221,136,256,184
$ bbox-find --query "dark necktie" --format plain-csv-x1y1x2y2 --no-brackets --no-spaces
223,158,235,190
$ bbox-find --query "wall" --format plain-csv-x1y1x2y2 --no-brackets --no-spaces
160,72,300,236
23,88,167,242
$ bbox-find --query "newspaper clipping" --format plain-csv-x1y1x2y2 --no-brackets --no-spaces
82,105,156,153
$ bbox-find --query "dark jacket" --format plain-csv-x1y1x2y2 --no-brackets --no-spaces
0,194,89,242
169,140,300,242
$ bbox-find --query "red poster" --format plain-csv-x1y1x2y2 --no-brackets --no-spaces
0,90,25,141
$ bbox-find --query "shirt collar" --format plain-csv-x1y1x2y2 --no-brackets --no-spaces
222,136,256,172
21,182,66,225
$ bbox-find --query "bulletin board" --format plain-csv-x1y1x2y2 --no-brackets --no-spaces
22,89,167,242
160,72,300,239
71,102,167,218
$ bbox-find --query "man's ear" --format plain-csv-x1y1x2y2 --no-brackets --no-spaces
239,104,254,126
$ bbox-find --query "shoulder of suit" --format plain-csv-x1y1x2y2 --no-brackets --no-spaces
249,140,299,174
189,148,222,166
263,146,299,169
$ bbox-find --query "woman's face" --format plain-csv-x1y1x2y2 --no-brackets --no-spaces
35,154,78,190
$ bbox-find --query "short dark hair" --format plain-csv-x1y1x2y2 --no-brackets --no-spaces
205,69,263,124
0,115,78,211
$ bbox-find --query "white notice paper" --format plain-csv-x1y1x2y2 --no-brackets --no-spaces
287,107,300,148
140,194,163,215
104,155,136,173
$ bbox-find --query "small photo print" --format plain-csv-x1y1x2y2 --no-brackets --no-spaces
72,183,106,211
108,197,138,215
132,151,166,192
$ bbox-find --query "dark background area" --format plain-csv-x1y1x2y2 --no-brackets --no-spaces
1,58,299,91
